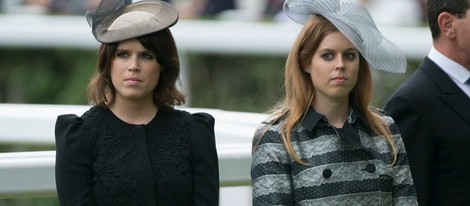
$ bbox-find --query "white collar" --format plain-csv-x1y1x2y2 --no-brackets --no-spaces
428,47,470,84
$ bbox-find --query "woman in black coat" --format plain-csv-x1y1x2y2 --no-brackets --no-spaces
54,1,219,205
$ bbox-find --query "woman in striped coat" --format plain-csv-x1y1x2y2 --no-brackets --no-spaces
250,0,418,205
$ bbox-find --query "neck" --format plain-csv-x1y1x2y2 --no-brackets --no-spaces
312,97,349,128
434,41,470,71
108,98,158,125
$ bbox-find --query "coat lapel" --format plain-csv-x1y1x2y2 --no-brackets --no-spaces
421,57,470,124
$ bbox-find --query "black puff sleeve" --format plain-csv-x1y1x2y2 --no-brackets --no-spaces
55,114,95,206
189,113,219,206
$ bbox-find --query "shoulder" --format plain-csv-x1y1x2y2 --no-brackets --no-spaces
372,107,393,124
55,107,91,135
253,114,285,146
174,110,216,148
168,109,215,127
56,113,82,128
55,106,102,151
389,66,435,100
371,108,407,148
189,112,215,139
57,105,103,126
170,108,215,133
370,107,400,134
190,112,215,127
55,114,84,143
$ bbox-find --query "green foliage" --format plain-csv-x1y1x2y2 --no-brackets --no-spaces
0,48,95,104
0,144,55,153
187,53,286,113
0,48,420,111
0,197,58,206
370,60,420,108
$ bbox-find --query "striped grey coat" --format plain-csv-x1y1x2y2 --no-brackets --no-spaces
251,107,417,206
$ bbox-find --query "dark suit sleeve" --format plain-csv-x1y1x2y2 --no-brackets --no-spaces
385,95,433,206
55,114,95,206
189,113,219,206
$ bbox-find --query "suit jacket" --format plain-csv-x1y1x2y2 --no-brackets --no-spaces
384,57,470,206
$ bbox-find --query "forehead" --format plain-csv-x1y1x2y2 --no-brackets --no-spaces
116,38,145,49
118,39,142,47
318,32,356,50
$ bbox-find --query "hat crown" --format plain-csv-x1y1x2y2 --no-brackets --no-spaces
108,11,154,30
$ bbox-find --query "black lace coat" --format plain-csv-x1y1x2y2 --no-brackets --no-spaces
55,106,219,206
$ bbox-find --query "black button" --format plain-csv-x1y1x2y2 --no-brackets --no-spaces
363,163,376,173
322,169,332,178
133,125,142,132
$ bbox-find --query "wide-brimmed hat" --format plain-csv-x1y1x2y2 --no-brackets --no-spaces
283,0,407,73
86,0,178,43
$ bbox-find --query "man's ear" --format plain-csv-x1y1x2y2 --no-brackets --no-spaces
438,12,457,38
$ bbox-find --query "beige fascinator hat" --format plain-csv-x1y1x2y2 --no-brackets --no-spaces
284,0,407,73
86,0,178,43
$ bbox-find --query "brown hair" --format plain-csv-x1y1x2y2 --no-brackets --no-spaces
426,0,470,39
87,29,185,110
257,16,397,165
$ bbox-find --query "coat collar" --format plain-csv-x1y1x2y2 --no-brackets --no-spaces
421,57,470,124
301,103,369,131
301,103,371,148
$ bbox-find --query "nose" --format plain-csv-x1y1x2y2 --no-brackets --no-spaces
127,56,140,72
335,58,345,71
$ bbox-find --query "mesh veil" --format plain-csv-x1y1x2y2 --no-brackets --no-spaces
86,0,132,42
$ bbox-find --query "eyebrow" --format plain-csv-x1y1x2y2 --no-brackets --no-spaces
115,48,155,54
318,47,358,52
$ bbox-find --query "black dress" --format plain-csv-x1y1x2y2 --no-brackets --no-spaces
54,106,219,206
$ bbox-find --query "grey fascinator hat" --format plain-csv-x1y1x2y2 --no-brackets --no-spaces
86,0,178,43
284,0,407,73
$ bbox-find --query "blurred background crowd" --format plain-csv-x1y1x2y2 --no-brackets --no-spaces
1,0,425,25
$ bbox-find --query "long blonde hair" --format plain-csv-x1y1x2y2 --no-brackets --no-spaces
259,16,397,165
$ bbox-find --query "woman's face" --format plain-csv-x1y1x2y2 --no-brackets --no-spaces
305,31,360,103
111,38,161,103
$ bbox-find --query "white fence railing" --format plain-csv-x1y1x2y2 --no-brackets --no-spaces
0,15,431,59
0,103,266,205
